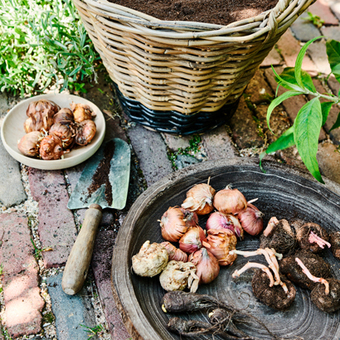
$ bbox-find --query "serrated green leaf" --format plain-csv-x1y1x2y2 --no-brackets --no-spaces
295,36,323,89
278,67,316,93
267,90,303,131
329,112,340,132
321,102,333,125
326,39,340,83
294,98,323,183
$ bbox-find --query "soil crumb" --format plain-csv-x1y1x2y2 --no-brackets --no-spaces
109,0,278,26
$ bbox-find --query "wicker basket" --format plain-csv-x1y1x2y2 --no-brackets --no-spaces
73,0,315,135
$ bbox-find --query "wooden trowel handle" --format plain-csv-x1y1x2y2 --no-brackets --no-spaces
62,204,102,295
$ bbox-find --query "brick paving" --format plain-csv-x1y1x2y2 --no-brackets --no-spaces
0,0,340,339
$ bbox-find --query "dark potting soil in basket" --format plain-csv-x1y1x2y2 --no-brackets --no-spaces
109,0,278,26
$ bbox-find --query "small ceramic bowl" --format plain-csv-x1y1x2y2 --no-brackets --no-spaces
1,93,106,170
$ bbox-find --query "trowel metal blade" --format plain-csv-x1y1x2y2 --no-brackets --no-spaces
67,138,130,210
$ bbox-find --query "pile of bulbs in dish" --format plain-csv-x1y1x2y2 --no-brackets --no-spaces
17,99,96,160
132,180,340,313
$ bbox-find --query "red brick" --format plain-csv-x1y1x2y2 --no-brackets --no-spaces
306,40,331,75
28,168,77,268
330,2,340,21
0,213,44,337
260,47,282,67
276,30,317,76
92,229,131,340
317,141,340,184
202,125,239,160
309,0,339,25
244,69,274,104
328,75,340,95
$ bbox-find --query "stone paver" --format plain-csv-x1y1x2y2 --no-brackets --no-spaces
260,47,282,67
331,1,340,21
47,274,98,340
328,75,340,95
309,0,339,25
0,139,26,207
0,213,44,337
28,168,77,268
317,142,340,183
127,124,173,186
321,26,340,42
92,229,130,340
162,133,191,151
306,40,332,75
290,16,321,42
277,30,317,75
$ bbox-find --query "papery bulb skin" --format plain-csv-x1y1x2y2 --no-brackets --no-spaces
189,248,220,284
159,260,198,292
161,242,188,262
71,103,96,123
181,183,215,215
39,135,65,160
160,207,189,242
49,123,75,149
54,108,74,125
25,99,60,133
17,131,42,157
206,212,244,240
179,226,207,254
75,120,96,146
132,241,168,277
238,203,264,236
179,208,199,228
204,229,237,266
213,186,247,215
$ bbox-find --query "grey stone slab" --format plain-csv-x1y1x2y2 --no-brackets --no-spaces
0,138,26,207
0,92,8,118
290,16,321,42
47,273,98,340
175,154,200,170
127,124,173,186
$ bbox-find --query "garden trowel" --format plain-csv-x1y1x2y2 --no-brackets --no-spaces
62,138,130,295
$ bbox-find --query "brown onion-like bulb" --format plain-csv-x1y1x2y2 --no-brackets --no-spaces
49,123,75,149
181,183,215,215
71,103,96,123
238,203,264,236
189,248,220,284
203,229,237,266
54,108,74,125
160,207,190,242
17,131,42,157
206,211,244,239
161,242,188,262
213,186,247,215
179,226,207,254
39,135,65,160
132,241,168,277
25,99,60,132
75,120,96,146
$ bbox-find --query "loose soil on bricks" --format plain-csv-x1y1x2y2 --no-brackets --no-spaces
109,0,278,25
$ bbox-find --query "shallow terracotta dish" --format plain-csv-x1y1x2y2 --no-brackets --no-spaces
1,93,106,170
112,158,340,340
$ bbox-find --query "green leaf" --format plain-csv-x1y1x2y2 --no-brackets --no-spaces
271,65,303,92
326,39,340,82
295,36,323,89
267,90,303,131
278,67,316,93
321,101,333,125
294,98,323,183
329,112,340,132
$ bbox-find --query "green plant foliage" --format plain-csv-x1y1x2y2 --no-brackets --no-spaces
261,37,340,183
0,0,100,96
303,12,325,28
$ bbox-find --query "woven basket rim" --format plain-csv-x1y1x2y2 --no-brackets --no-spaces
85,0,311,32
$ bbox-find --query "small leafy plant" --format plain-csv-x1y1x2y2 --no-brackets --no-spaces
0,0,100,96
260,37,340,183
80,324,105,339
303,12,325,28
